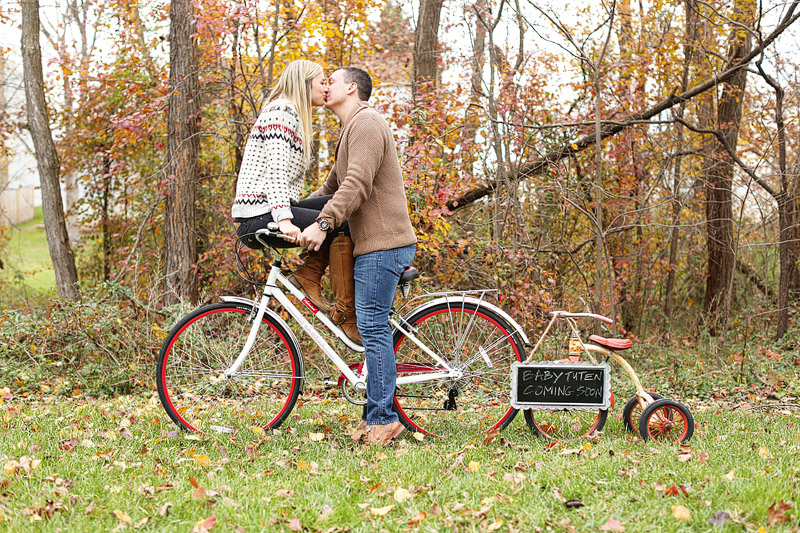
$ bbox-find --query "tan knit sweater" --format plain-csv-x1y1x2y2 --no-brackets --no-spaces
312,102,417,257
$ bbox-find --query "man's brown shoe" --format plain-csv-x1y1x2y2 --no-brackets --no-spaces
366,421,404,445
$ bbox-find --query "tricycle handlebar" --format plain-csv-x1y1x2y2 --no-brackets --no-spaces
548,310,614,325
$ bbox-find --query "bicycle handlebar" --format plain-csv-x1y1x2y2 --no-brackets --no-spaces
255,223,295,243
549,310,614,325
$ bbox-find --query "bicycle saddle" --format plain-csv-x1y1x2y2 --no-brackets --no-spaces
399,267,420,284
588,335,632,350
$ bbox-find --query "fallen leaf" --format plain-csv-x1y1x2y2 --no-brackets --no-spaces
113,510,132,525
288,518,302,531
564,499,584,509
758,447,771,459
487,518,504,532
158,503,172,517
708,511,730,528
296,460,310,471
413,432,425,442
672,505,691,521
370,504,394,517
408,510,427,525
194,455,211,467
393,487,413,504
318,504,333,521
767,500,792,526
722,469,735,481
309,433,325,442
468,461,480,472
483,429,500,445
275,489,294,498
697,452,709,463
189,476,199,488
191,513,217,533
192,487,207,501
599,517,625,532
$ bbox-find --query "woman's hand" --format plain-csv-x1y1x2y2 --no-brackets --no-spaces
278,219,302,243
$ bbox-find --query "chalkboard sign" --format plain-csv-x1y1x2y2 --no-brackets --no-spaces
510,361,611,411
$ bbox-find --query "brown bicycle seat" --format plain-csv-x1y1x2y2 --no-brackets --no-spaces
588,334,632,350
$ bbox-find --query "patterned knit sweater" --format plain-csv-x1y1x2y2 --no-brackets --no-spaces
231,99,305,221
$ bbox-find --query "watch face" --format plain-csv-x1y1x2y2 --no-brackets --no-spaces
317,219,331,231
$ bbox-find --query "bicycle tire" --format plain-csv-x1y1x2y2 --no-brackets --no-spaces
156,302,303,434
639,398,694,443
392,300,526,438
523,348,609,439
622,392,664,433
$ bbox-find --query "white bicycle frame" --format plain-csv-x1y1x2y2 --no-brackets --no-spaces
222,258,494,395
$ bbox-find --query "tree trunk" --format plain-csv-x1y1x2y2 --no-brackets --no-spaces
703,19,751,333
413,0,444,97
21,0,79,300
163,0,200,305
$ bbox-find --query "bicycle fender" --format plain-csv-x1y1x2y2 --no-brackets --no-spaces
405,296,531,346
219,296,306,392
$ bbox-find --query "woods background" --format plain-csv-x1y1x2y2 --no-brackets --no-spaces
1,0,799,385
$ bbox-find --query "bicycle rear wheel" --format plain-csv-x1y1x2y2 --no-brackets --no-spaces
392,300,526,438
156,302,303,434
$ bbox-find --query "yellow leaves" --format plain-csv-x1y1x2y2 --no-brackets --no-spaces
671,505,691,521
468,461,481,472
370,504,394,517
757,447,771,459
194,454,211,467
393,487,413,504
113,509,132,525
308,432,325,442
296,460,310,472
412,432,425,442
3,457,41,477
722,468,736,481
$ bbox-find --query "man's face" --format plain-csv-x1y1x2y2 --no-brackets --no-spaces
324,70,353,109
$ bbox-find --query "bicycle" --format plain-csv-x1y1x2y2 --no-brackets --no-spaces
156,224,531,439
516,310,695,443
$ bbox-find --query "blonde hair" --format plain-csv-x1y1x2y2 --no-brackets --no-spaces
267,59,323,168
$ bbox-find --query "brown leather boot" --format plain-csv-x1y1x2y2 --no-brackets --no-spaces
329,234,363,345
289,240,332,313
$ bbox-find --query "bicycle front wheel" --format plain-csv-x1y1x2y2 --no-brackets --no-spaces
392,300,526,438
156,302,303,435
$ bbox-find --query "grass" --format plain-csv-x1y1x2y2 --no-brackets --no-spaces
1,207,56,302
0,389,797,532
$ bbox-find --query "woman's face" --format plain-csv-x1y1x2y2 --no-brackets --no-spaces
309,72,327,107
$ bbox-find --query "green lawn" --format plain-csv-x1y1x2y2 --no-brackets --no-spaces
0,390,797,532
1,207,57,302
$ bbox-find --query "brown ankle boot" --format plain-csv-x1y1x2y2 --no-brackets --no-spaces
329,235,362,345
289,240,332,313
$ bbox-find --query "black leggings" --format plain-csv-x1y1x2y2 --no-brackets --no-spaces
234,195,347,249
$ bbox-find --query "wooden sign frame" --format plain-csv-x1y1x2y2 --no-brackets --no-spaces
510,361,612,411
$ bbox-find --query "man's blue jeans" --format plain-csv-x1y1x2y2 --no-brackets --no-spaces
354,244,416,425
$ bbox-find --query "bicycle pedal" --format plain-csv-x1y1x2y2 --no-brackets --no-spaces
322,377,336,390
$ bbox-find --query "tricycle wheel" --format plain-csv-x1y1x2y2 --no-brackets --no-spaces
638,398,694,443
622,392,663,433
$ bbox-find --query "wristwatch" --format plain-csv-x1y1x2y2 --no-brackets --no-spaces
316,218,332,232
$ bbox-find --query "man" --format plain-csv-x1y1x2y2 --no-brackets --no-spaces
300,67,416,445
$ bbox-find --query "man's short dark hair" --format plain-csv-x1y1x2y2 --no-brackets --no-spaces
336,66,372,101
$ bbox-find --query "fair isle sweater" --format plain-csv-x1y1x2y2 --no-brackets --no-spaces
231,99,305,222
311,102,417,257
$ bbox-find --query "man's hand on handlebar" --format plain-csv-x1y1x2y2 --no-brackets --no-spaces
299,224,327,251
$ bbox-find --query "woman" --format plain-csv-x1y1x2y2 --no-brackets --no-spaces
231,60,361,344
